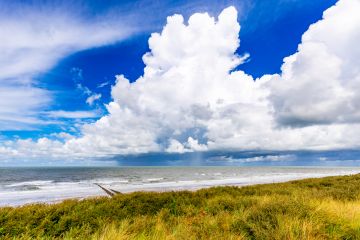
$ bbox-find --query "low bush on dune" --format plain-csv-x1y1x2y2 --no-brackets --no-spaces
1,174,360,239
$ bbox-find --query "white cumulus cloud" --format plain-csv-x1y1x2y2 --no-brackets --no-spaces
268,0,360,126
1,0,360,162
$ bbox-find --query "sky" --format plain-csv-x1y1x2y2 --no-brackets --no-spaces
1,0,360,166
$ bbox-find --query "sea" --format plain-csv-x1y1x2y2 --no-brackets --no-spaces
1,166,359,207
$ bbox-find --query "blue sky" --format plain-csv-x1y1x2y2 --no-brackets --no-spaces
3,0,336,139
1,0,360,166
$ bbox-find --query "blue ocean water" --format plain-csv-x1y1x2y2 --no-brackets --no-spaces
0,166,359,207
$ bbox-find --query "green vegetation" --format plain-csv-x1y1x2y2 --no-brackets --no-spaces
2,174,360,239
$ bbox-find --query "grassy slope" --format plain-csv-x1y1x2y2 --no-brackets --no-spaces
1,174,360,239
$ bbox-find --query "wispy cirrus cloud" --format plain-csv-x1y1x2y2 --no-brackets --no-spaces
45,111,99,119
0,2,135,130
0,85,51,130
71,67,102,106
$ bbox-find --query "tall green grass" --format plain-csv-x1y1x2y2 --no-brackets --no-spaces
1,174,360,239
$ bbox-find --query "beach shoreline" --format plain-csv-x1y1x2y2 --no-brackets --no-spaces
2,170,359,208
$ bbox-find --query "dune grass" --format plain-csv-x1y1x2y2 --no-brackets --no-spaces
1,174,360,239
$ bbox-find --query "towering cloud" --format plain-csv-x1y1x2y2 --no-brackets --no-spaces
61,7,272,157
269,0,360,127
1,0,360,162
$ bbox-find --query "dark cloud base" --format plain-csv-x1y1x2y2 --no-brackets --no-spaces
112,150,360,167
